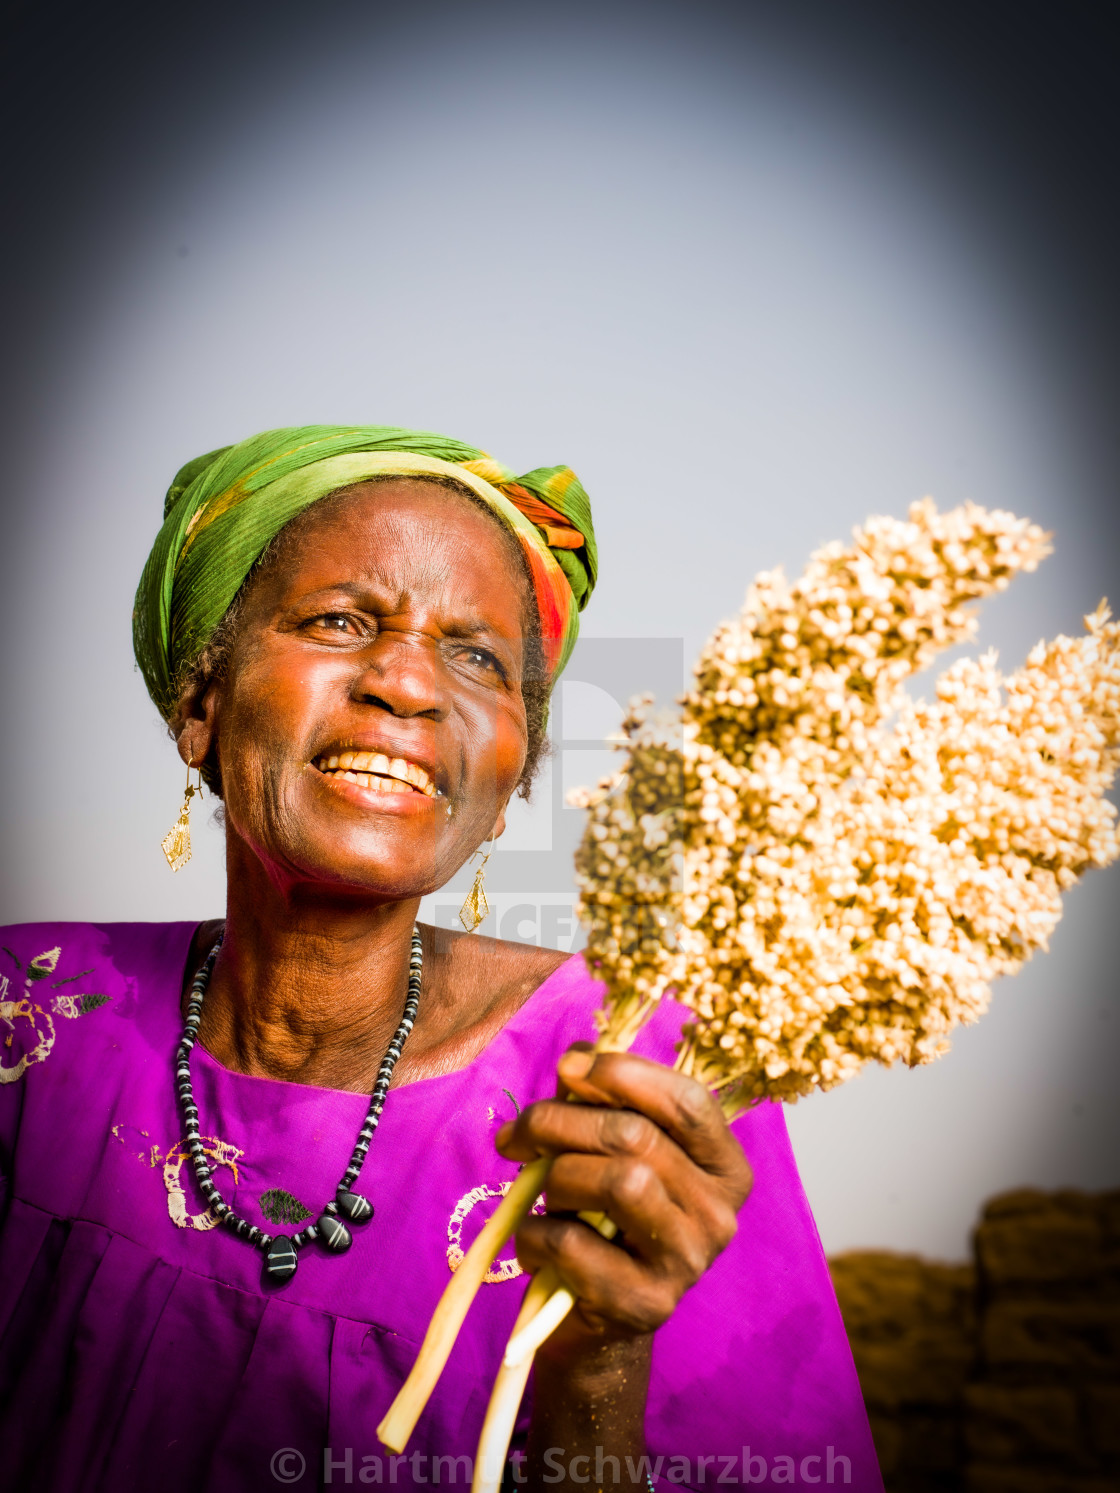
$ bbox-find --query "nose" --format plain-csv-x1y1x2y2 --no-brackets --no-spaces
349,632,449,720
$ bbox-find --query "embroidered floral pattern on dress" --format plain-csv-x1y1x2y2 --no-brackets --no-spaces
113,1123,249,1230
0,945,111,1084
111,1123,163,1169
446,1180,546,1282
162,1135,245,1230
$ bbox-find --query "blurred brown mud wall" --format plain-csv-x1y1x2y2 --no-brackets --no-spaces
829,1188,1120,1492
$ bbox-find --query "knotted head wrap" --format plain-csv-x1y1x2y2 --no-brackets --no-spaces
133,424,597,719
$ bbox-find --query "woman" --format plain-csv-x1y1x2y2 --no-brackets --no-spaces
0,426,881,1491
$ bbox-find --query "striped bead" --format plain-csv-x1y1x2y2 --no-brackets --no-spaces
265,1235,298,1281
337,1191,373,1223
317,1213,352,1252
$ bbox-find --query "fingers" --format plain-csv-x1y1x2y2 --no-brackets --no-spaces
514,1212,681,1337
494,1047,753,1344
557,1048,750,1192
543,1151,722,1279
496,1049,752,1212
497,1095,730,1238
497,1094,662,1166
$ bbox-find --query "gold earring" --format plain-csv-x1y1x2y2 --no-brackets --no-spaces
162,760,204,872
458,833,496,933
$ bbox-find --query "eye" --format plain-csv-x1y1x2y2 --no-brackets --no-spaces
453,643,506,679
303,611,367,639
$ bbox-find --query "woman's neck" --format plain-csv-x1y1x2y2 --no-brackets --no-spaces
198,878,424,1091
188,837,571,1093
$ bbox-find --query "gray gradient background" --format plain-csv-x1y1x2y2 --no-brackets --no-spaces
1,0,1116,1258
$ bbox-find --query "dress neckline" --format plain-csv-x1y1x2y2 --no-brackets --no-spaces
177,922,591,1104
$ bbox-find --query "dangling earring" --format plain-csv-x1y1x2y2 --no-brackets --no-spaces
458,833,496,933
162,760,204,872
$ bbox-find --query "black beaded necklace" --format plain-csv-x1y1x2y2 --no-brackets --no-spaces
176,927,422,1282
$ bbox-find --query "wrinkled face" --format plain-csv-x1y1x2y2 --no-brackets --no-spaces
202,481,532,900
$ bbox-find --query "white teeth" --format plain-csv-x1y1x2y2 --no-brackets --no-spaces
317,750,436,796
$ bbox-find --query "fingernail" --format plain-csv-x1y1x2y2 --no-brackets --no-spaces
558,1048,595,1081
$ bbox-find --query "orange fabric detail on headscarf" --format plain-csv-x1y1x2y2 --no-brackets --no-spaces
497,483,586,550
517,539,568,672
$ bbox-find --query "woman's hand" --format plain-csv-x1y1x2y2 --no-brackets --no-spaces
495,1044,753,1360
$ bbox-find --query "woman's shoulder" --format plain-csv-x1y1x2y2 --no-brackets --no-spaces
423,923,579,1022
414,925,600,1065
434,923,570,984
0,922,200,1105
0,920,201,994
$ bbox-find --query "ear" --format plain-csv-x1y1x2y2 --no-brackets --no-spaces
490,801,511,841
169,676,222,773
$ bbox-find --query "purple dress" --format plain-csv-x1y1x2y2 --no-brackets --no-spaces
0,922,881,1491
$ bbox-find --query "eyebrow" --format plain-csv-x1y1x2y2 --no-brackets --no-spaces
286,582,522,646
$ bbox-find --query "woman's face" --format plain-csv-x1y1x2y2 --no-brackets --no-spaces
192,481,532,900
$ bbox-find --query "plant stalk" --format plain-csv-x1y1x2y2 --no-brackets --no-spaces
377,1155,552,1452
380,997,663,1454
469,1269,557,1493
501,1213,618,1369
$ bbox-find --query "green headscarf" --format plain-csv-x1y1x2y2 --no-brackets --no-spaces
133,425,597,718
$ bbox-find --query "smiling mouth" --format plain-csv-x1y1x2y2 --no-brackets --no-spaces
314,751,439,798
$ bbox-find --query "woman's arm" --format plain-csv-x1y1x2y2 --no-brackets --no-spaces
496,1046,753,1488
522,1336,651,1488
